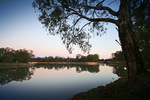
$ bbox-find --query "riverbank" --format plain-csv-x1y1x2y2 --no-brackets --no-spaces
29,62,99,65
71,72,150,100
0,63,34,68
0,62,99,68
0,63,34,66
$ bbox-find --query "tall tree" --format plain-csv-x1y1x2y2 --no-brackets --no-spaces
15,49,34,63
87,54,99,62
131,0,150,68
33,0,147,78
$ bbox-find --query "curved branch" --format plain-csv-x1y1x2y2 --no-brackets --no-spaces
66,7,119,26
79,22,92,33
96,0,105,7
71,17,82,28
75,12,119,26
80,5,119,17
108,0,117,5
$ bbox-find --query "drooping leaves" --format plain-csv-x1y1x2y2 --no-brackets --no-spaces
33,0,117,53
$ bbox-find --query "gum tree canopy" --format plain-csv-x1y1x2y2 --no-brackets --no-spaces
33,0,147,78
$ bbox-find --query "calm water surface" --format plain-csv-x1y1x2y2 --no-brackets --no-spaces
0,64,127,100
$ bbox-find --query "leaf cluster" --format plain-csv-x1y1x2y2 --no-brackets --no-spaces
33,0,118,53
131,0,150,67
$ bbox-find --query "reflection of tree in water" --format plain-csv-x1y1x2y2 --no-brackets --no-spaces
75,65,99,73
0,67,34,85
111,65,127,78
0,64,127,85
34,64,100,73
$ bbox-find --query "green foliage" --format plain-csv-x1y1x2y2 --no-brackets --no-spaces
0,47,15,63
31,54,99,62
87,54,99,62
0,47,34,63
131,0,150,68
15,49,34,63
111,51,125,63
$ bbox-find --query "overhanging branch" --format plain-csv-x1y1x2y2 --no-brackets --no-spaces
71,17,82,28
80,5,119,17
74,12,119,26
66,7,119,26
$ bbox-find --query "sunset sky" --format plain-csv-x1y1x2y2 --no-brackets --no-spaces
0,0,121,59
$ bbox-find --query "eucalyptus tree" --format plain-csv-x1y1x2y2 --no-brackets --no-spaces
33,0,147,78
131,0,150,68
15,49,34,63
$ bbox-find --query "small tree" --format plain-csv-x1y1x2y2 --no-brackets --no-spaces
112,51,124,63
33,0,147,78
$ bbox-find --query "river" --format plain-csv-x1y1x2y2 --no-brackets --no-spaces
0,64,127,100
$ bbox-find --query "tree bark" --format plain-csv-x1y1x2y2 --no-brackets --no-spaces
118,0,147,78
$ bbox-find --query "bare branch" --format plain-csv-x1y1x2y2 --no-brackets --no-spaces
71,17,82,28
108,0,117,5
96,0,105,7
115,39,121,46
79,22,92,33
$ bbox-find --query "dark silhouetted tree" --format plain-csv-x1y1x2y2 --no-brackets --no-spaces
131,0,150,68
33,0,147,78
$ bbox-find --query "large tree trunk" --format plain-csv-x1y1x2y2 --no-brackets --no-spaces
118,0,147,78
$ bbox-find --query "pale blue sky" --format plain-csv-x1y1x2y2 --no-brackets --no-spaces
0,0,121,59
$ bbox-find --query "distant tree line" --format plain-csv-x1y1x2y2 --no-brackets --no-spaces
0,47,99,63
31,54,99,62
0,47,34,63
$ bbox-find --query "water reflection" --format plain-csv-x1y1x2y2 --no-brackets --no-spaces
34,63,100,73
111,65,127,78
0,67,33,85
0,64,127,100
0,64,127,85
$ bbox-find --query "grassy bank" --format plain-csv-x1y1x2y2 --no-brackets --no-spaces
71,72,150,100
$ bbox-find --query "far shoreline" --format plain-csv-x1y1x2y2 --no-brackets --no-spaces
29,62,100,65
0,62,100,68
